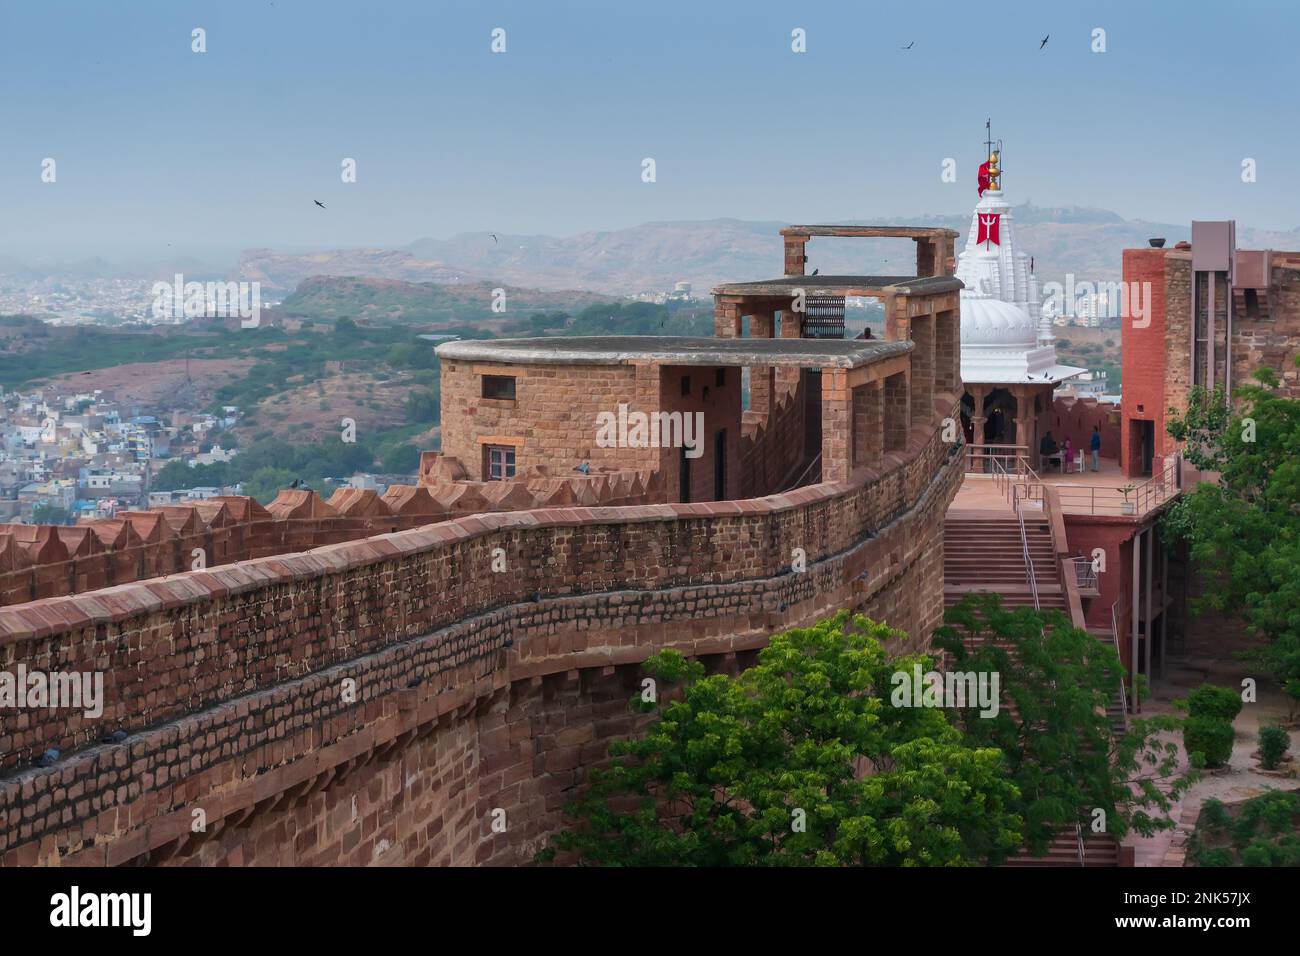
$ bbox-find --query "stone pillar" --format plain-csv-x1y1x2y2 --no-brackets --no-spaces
909,313,935,427
820,368,851,482
775,309,803,400
784,237,807,276
714,297,742,338
750,307,775,418
1013,386,1037,470
853,381,885,469
883,293,909,343
967,385,990,469
883,372,909,453
934,309,959,394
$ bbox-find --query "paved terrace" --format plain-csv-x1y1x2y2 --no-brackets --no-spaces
961,455,1180,519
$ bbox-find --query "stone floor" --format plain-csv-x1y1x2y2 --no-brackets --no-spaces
1129,652,1299,866
961,456,1171,517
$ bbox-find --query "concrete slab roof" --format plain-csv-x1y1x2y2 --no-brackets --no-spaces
711,275,964,297
780,225,960,240
436,335,912,369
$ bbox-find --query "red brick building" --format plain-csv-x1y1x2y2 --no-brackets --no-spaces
1121,222,1300,478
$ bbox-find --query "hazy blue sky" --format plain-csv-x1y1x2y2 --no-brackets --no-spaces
2,0,1296,261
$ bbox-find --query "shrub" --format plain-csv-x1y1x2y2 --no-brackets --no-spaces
1258,725,1290,770
1196,847,1235,867
1186,684,1244,722
1240,842,1272,866
1199,798,1229,829
1184,716,1235,768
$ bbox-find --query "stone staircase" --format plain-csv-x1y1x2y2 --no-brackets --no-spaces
943,512,1067,614
943,508,1128,867
1008,830,1122,867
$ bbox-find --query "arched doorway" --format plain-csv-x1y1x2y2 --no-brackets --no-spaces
982,388,1018,446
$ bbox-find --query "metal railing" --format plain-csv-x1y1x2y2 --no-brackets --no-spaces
987,453,1044,511
1075,823,1087,867
1013,485,1040,612
1051,457,1180,516
1110,600,1129,716
965,443,1029,474
1068,555,1098,592
782,452,822,492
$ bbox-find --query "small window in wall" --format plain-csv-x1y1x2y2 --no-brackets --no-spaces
681,375,691,397
1245,288,1260,319
484,444,516,481
482,375,516,400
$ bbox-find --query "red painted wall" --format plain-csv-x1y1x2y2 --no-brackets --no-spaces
1121,249,1170,477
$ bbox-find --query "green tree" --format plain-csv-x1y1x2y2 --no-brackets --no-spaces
404,388,440,425
241,467,299,504
543,612,1023,866
333,317,361,342
381,443,420,474
934,594,1192,852
1164,368,1300,717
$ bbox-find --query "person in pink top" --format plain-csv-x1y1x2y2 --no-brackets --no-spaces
1062,436,1074,472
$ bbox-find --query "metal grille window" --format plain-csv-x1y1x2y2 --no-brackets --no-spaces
802,295,846,339
482,375,516,400
485,444,516,480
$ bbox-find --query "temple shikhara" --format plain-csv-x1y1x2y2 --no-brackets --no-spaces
956,130,1085,466
2,126,1299,871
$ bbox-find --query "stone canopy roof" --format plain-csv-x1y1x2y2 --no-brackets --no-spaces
436,335,911,369
711,275,963,297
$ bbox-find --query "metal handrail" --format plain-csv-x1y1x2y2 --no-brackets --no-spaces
1068,555,1098,591
1013,485,1040,611
1110,600,1129,716
1075,823,1086,866
1051,457,1180,516
965,442,1029,473
785,452,822,491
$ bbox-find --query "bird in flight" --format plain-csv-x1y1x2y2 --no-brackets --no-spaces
1039,34,1050,49
811,268,820,276
901,41,914,50
313,200,326,209
489,234,498,243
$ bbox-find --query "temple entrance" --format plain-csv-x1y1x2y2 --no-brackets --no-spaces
981,388,1017,445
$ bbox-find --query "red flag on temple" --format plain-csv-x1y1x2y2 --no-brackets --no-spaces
977,212,1001,247
977,160,992,196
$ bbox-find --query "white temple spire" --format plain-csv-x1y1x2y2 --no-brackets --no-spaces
956,127,1085,385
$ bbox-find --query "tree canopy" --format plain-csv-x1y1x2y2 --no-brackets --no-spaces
544,596,1192,866
544,610,1024,866
935,595,1190,853
1164,366,1300,716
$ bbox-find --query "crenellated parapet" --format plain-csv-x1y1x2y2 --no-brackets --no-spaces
0,466,674,607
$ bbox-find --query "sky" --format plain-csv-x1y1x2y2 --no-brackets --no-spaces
1,0,1297,262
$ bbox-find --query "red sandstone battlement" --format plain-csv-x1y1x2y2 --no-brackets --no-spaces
0,388,962,869
418,451,667,508
0,461,679,609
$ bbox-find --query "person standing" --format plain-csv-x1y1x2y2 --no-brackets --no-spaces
1063,436,1074,473
1090,425,1101,472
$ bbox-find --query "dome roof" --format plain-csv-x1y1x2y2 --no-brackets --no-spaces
959,295,1037,348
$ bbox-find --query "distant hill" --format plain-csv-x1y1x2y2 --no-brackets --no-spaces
236,248,479,295
276,276,618,325
229,211,1300,299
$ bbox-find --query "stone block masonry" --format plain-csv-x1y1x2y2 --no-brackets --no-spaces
0,393,961,867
